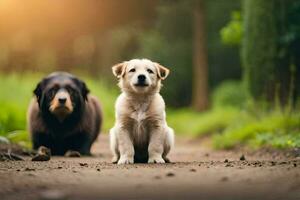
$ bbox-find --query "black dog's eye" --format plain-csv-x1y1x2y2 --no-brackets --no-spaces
65,86,72,92
65,86,75,97
69,89,76,98
129,68,136,73
48,88,56,98
147,69,154,74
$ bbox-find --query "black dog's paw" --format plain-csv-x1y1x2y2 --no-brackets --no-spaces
65,150,81,157
32,146,51,161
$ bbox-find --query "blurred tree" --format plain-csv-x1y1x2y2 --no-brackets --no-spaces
242,0,294,105
205,0,242,89
222,0,300,105
135,0,241,107
192,0,209,111
135,0,193,107
285,0,300,105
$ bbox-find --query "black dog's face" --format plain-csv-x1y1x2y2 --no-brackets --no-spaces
34,72,89,122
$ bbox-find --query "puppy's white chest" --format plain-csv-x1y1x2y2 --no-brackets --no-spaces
131,103,148,122
131,111,146,123
130,106,149,146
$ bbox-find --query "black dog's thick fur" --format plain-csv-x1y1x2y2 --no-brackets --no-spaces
27,72,102,155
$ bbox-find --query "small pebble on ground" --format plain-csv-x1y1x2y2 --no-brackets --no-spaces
166,172,175,177
240,154,246,161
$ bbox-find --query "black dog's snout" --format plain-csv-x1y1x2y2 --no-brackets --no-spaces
138,75,146,82
58,97,67,104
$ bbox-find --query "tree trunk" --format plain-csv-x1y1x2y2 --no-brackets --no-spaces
242,0,292,105
192,0,209,112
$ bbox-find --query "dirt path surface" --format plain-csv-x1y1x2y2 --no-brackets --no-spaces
0,134,300,200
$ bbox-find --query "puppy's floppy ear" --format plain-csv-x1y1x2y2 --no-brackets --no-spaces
112,62,126,78
155,63,170,80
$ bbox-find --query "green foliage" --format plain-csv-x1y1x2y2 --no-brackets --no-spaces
281,1,300,47
254,132,300,149
220,11,243,46
0,73,38,136
212,80,247,108
7,131,31,149
241,0,300,105
0,103,27,135
168,107,239,136
242,0,279,100
286,1,300,100
205,0,242,87
221,1,300,104
168,80,300,150
213,111,300,149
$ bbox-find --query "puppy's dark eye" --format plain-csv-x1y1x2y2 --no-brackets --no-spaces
147,69,154,74
129,68,136,73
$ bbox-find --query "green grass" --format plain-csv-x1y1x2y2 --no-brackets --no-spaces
212,110,300,149
167,107,239,137
0,73,39,147
168,106,300,149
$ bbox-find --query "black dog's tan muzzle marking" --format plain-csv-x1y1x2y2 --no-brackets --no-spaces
49,89,73,121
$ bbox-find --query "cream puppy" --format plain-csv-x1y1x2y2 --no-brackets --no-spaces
110,58,174,164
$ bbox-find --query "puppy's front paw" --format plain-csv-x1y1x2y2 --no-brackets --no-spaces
112,156,119,164
117,156,134,164
148,156,165,164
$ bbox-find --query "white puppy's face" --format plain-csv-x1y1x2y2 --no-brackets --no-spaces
112,59,170,94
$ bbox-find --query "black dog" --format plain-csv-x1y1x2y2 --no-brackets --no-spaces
27,72,102,155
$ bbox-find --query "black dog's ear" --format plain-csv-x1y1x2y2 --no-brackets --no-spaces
33,82,43,102
74,78,90,101
34,78,49,104
80,81,90,101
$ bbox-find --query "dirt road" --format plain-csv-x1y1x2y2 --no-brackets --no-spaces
0,134,300,200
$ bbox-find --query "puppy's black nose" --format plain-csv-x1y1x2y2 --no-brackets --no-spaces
138,75,146,82
58,97,66,104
